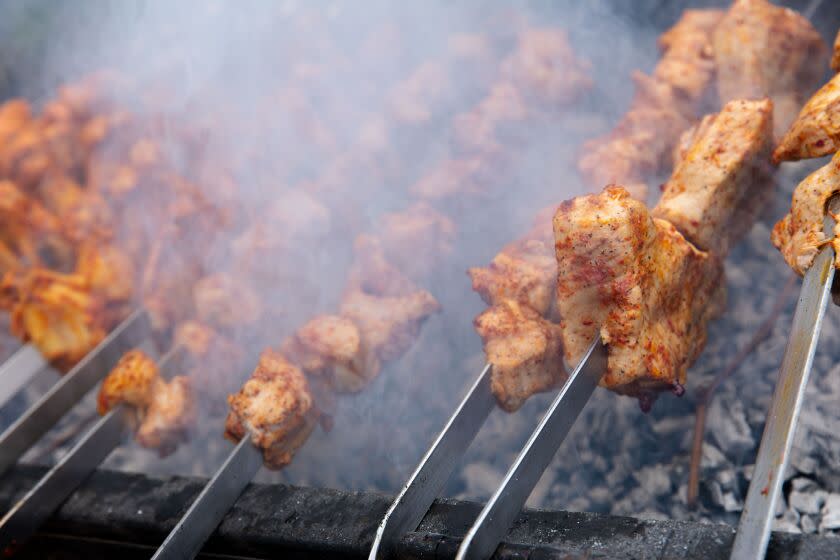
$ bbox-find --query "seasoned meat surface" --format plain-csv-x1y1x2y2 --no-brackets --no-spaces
474,299,565,412
772,152,840,275
225,349,320,470
773,73,840,163
653,98,774,255
713,0,827,139
554,186,724,400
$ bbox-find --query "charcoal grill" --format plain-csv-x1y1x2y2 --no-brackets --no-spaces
2,0,840,559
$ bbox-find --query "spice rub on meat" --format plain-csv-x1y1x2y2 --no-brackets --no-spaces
474,299,565,412
713,0,827,139
653,98,774,255
97,349,196,456
772,152,840,275
554,186,724,402
773,72,840,163
225,349,320,470
578,9,722,200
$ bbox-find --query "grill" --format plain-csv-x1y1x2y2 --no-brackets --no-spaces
2,1,840,559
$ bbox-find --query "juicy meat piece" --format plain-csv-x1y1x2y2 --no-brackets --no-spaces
500,29,592,106
653,98,775,255
1,269,106,371
379,202,456,280
554,186,724,400
474,299,566,412
578,9,722,199
654,9,724,103
833,29,840,73
225,349,320,470
713,0,827,139
193,273,262,329
469,232,556,317
136,377,196,457
773,73,840,163
772,151,840,275
75,242,135,303
281,315,380,393
340,289,441,362
97,349,159,415
345,234,418,298
97,349,196,457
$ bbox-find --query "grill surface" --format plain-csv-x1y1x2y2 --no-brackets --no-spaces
0,464,837,560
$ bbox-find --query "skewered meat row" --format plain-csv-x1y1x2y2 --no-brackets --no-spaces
770,25,840,276
579,0,824,201
713,0,826,139
473,94,777,410
224,26,591,469
578,9,722,200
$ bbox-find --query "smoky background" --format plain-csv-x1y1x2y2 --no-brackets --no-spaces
1,0,840,529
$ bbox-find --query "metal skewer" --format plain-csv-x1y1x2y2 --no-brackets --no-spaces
455,337,607,559
730,197,840,560
0,344,179,550
151,435,263,560
0,308,149,479
369,363,496,560
0,344,48,410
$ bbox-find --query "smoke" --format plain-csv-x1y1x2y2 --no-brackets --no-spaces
2,0,807,505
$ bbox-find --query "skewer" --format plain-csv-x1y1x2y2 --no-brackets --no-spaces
455,337,607,559
369,363,495,560
151,436,263,560
729,196,840,560
0,345,180,550
0,308,150,478
369,337,605,559
0,345,48,410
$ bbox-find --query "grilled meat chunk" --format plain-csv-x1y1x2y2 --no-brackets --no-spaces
772,151,840,275
469,221,556,317
388,62,451,125
578,9,722,199
340,289,440,362
500,28,592,106
713,0,827,139
452,83,527,156
136,376,196,457
554,186,724,401
193,272,262,330
653,98,774,255
379,202,456,280
833,28,840,73
281,315,380,393
474,299,565,412
97,349,196,456
225,349,320,470
773,73,840,162
97,349,159,414
1,269,106,371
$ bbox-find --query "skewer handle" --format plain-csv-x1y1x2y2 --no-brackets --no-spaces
455,337,607,560
368,363,496,560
